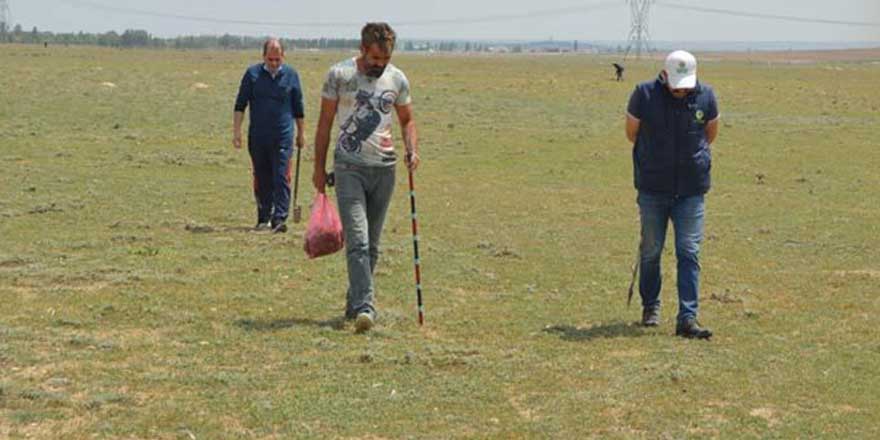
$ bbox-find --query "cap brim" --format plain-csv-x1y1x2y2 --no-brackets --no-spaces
668,73,696,89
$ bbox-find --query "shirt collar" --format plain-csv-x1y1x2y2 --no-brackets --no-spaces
263,64,284,79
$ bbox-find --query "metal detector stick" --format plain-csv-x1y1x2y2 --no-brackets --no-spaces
407,161,425,326
292,145,303,223
627,238,642,307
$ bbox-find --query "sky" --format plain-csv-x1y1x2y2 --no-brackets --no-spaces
7,0,880,42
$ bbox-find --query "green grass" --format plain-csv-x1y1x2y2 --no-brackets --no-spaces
1,44,879,438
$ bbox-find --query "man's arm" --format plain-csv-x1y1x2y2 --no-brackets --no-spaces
312,97,338,193
292,76,306,149
233,71,252,149
625,86,643,144
706,117,719,145
395,103,419,171
295,118,305,149
625,113,640,144
705,87,720,146
233,112,245,149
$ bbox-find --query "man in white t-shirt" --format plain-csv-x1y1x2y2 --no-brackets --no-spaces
312,22,420,333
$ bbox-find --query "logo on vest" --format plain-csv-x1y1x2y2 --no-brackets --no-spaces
695,109,705,124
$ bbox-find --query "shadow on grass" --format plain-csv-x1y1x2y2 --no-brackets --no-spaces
220,226,262,233
234,316,346,331
184,223,281,234
544,321,647,342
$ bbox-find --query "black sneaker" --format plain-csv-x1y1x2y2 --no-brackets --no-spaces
641,306,661,327
271,220,287,234
344,308,357,321
676,318,713,340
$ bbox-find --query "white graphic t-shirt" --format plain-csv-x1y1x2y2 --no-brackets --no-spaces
321,57,412,167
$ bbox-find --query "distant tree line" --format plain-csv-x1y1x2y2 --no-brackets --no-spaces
0,25,515,52
0,26,363,49
0,26,623,54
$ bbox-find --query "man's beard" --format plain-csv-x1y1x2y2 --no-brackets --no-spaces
365,64,386,78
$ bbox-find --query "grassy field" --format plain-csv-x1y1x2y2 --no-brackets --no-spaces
1,44,879,439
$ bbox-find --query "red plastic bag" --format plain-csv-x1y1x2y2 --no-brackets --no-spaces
303,192,344,259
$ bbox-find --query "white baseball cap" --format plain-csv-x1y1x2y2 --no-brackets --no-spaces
664,50,697,89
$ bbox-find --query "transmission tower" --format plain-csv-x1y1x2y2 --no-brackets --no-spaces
624,0,654,59
0,0,11,40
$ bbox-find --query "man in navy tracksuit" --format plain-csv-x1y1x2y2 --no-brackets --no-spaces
626,50,720,339
233,38,305,233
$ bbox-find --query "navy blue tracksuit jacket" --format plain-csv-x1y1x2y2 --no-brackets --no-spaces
235,63,305,223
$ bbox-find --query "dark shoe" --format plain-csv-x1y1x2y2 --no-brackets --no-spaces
254,221,271,231
676,318,713,340
641,306,661,327
271,220,287,234
344,308,357,321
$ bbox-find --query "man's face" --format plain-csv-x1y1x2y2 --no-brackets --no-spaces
669,87,692,99
361,43,392,78
264,47,284,74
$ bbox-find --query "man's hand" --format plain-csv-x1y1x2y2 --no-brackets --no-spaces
233,111,245,149
405,151,420,172
296,134,306,150
312,167,327,194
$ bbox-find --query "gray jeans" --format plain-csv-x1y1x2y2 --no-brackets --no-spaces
334,162,396,319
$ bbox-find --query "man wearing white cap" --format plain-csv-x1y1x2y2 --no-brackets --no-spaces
625,50,720,339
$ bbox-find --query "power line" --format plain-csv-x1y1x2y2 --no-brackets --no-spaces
58,0,622,29
395,2,621,26
59,0,359,27
47,0,880,39
657,1,880,28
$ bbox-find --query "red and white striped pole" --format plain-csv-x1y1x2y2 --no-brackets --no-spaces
407,160,424,326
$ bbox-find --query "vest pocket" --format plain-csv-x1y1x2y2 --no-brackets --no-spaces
674,148,711,194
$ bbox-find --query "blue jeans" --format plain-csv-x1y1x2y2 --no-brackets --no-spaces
637,191,705,323
334,162,396,319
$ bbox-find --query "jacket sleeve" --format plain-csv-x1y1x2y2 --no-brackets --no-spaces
234,70,252,112
291,73,305,119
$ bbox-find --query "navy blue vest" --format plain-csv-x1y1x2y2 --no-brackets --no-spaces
629,77,718,196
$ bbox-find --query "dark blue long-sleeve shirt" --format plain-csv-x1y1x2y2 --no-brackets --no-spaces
235,63,305,144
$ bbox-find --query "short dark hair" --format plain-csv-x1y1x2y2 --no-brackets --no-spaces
361,23,396,53
263,38,284,56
